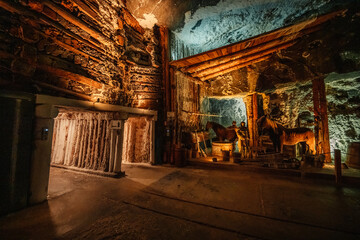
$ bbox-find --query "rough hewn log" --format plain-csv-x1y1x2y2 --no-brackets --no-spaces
37,31,101,63
132,99,159,109
177,70,210,87
130,74,161,85
133,92,162,99
0,0,104,54
159,26,170,112
200,55,271,81
42,0,112,46
186,39,294,74
71,0,101,25
35,80,92,101
121,8,145,35
192,42,293,78
37,64,103,89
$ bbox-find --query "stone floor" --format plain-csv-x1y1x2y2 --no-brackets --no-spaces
1,164,360,240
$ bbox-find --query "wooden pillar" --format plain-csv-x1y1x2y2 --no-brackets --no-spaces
334,149,342,184
246,93,259,158
312,78,331,162
170,67,176,163
159,26,170,112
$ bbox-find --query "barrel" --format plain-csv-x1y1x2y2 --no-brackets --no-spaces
174,147,186,167
233,152,242,163
222,150,230,161
346,142,360,169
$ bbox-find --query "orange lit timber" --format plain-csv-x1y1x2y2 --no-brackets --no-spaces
199,55,271,81
191,42,293,78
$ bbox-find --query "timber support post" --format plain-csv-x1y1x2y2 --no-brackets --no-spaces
160,26,175,164
312,77,331,162
245,93,259,158
334,149,342,184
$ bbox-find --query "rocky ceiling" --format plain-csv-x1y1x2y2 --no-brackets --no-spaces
127,0,354,61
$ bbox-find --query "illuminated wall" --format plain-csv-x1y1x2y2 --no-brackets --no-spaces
170,0,352,60
201,97,247,129
0,1,163,110
266,72,360,160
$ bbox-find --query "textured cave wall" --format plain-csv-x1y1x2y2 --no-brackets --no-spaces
263,71,360,160
170,0,353,60
203,8,360,160
326,72,360,160
207,6,360,98
175,71,201,131
51,109,124,171
122,116,152,163
200,98,247,129
0,0,163,110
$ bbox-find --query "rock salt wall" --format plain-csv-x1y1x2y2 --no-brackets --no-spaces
202,8,360,160
0,0,163,110
265,71,360,160
170,0,353,60
122,116,152,163
175,71,201,131
51,109,123,171
200,97,247,129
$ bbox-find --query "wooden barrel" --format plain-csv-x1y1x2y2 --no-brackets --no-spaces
233,152,241,163
346,142,360,169
212,142,233,160
222,150,230,161
174,147,186,167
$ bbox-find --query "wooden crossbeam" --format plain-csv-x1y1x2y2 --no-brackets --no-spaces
177,70,210,86
199,55,271,81
191,41,294,78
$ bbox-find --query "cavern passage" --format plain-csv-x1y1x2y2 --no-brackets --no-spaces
1,1,360,239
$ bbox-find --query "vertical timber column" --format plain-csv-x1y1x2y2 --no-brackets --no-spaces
150,118,156,164
170,66,176,163
246,66,259,157
312,78,331,162
160,26,170,112
252,93,259,152
245,93,259,158
160,26,171,163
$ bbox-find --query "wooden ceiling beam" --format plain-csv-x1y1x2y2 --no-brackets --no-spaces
183,24,323,74
199,55,271,81
191,41,294,78
177,71,210,87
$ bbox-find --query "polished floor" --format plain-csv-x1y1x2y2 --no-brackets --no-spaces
1,164,360,240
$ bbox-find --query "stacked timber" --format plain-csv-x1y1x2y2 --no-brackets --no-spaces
0,0,163,110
